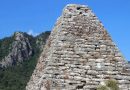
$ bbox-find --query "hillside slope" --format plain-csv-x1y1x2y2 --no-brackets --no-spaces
0,31,50,90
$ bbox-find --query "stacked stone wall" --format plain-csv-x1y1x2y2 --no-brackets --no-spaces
26,4,130,90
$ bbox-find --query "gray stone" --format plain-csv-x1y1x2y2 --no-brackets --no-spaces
26,4,130,90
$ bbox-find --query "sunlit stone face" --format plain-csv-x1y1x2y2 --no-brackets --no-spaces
100,81,106,86
26,4,130,90
97,63,101,69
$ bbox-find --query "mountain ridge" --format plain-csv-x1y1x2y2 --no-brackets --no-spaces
0,31,50,90
0,31,50,68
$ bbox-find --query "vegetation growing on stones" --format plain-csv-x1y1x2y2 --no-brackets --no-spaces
97,85,109,90
97,79,119,90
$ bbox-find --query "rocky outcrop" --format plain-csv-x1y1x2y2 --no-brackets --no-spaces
26,4,130,90
35,31,51,51
0,32,33,67
0,31,50,68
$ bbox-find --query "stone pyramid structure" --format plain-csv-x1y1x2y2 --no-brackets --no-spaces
26,4,130,90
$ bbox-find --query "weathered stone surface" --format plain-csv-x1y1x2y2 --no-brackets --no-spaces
0,32,33,67
0,31,50,68
26,4,130,90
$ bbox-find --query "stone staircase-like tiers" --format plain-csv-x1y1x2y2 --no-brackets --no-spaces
26,4,130,90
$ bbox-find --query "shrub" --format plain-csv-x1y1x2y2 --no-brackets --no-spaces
106,79,119,90
97,85,109,90
97,79,119,90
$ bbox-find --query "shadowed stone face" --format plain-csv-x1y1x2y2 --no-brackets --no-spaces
26,4,130,90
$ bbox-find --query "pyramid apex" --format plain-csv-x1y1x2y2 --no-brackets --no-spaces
62,3,94,19
26,4,130,90
66,4,88,8
64,4,89,11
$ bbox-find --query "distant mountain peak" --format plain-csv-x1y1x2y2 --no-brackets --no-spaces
0,31,50,68
13,32,26,41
